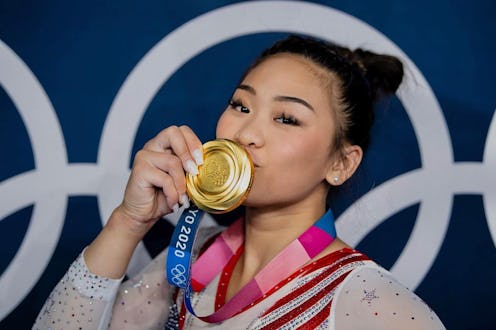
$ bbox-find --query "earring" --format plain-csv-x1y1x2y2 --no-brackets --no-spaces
333,176,339,184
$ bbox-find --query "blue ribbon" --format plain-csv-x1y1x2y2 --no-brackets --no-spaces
166,205,204,288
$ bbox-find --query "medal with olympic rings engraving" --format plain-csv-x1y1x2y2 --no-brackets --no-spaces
186,139,253,213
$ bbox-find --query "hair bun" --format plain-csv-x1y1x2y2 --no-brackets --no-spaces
353,49,404,101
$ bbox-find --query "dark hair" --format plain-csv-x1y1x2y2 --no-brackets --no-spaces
245,35,404,153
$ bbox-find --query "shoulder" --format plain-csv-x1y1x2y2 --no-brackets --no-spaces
330,264,445,329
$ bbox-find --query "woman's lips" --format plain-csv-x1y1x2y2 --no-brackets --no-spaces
246,153,260,168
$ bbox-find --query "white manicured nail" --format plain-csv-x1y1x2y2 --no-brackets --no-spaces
185,160,199,176
193,149,203,165
180,194,190,209
172,203,179,213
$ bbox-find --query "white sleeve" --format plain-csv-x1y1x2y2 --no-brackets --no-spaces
33,249,123,330
33,247,173,330
33,225,223,330
107,225,224,329
330,265,445,330
107,248,172,330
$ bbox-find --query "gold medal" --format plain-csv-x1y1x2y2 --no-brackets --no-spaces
186,139,253,213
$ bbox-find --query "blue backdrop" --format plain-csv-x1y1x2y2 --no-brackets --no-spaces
1,1,495,329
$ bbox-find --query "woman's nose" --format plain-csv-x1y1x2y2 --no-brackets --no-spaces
234,115,265,148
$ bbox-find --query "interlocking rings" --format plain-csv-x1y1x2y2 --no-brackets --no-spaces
170,264,187,287
1,0,495,322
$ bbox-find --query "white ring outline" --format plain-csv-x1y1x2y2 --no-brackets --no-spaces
483,109,496,247
0,39,68,319
98,0,452,289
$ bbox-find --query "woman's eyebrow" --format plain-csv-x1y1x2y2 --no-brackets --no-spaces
273,95,314,111
237,84,256,94
237,84,314,111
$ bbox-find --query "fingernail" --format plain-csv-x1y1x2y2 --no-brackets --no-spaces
180,194,190,209
185,160,199,176
172,203,179,213
193,149,203,165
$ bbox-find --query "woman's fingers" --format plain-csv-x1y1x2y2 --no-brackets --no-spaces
143,125,203,175
178,125,204,165
122,125,202,223
143,149,188,205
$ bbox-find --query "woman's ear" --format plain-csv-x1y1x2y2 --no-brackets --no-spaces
326,145,363,186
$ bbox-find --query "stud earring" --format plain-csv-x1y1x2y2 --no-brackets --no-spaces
333,176,339,183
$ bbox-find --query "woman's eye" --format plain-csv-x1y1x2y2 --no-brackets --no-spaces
228,100,250,113
275,113,299,126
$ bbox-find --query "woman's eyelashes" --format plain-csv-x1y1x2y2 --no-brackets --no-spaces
228,99,250,113
274,113,299,126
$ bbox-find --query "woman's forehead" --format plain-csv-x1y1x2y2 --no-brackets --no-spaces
241,54,337,108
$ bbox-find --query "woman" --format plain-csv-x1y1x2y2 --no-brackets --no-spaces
34,35,445,329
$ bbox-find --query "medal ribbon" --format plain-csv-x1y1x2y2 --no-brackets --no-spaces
166,207,336,323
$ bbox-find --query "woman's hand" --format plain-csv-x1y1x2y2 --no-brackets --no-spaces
85,126,203,279
115,125,203,237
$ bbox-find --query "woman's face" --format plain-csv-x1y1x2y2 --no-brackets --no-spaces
216,54,339,209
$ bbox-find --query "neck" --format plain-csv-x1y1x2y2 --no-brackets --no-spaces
241,196,327,274
224,199,328,302
246,207,323,260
